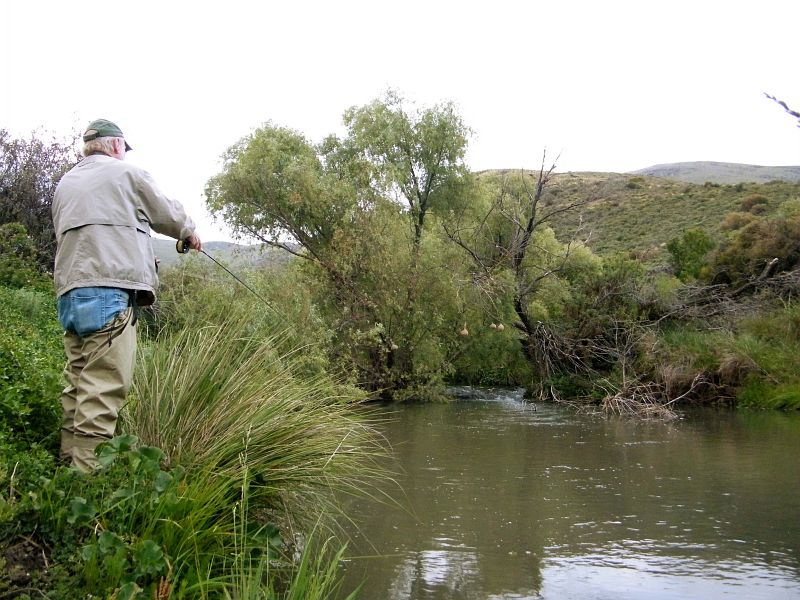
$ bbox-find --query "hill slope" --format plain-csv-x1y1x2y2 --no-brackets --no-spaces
631,161,800,184
151,238,290,269
480,170,800,264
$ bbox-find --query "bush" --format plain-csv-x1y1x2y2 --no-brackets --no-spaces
0,291,380,597
147,258,336,383
653,302,800,410
666,227,715,281
0,130,77,271
1,435,355,599
0,223,52,291
709,212,800,285
739,193,770,213
719,211,757,231
0,286,62,451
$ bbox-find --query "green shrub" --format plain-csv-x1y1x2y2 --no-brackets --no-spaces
654,302,800,410
666,227,715,281
3,431,365,598
719,211,757,231
709,212,800,285
0,223,52,291
3,436,287,598
0,286,62,451
146,259,336,383
740,193,770,213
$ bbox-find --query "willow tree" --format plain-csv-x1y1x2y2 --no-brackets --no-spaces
205,98,475,399
341,91,471,252
206,126,359,273
334,93,474,391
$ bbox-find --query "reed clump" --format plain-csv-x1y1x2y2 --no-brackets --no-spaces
125,310,389,532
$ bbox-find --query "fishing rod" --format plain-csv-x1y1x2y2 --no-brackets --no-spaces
176,239,275,311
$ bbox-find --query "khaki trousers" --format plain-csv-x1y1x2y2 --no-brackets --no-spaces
60,308,137,471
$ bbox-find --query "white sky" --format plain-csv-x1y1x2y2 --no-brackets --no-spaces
3,0,799,242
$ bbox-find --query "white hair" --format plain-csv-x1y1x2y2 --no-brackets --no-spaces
82,136,123,157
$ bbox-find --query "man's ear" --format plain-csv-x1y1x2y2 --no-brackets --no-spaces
112,138,126,158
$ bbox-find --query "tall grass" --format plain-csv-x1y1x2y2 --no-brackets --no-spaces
655,301,800,409
124,310,389,530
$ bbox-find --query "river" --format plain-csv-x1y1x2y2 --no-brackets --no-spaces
337,389,800,599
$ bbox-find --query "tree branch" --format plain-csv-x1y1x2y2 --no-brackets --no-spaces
765,93,800,126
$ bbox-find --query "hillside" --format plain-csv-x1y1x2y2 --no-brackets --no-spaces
481,170,800,264
631,161,800,184
151,238,290,269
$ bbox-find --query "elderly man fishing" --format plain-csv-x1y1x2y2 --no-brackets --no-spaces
51,119,201,471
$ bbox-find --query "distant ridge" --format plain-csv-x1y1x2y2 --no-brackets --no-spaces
151,238,291,269
631,161,800,184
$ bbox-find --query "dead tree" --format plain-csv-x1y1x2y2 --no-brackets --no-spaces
443,153,597,392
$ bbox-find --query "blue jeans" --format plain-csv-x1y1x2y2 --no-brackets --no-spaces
57,287,131,337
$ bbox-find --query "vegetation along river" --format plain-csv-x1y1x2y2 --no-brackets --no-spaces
338,389,800,600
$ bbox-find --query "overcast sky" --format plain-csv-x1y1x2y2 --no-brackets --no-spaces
3,0,799,242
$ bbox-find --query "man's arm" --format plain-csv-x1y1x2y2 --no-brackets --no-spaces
135,168,197,241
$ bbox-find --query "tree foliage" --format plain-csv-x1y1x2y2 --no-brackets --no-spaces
0,222,52,290
205,97,475,399
444,161,599,388
341,91,471,247
0,129,77,270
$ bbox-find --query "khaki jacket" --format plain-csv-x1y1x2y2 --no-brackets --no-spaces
52,154,195,302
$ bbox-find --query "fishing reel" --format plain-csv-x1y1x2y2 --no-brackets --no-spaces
176,238,192,254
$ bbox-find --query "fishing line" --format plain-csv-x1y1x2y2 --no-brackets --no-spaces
176,239,276,312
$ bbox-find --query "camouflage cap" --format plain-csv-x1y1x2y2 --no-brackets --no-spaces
83,119,132,151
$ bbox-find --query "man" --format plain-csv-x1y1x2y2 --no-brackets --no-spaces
51,118,201,471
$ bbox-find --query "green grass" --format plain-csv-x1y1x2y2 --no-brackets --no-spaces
739,380,800,410
125,305,390,538
654,301,800,410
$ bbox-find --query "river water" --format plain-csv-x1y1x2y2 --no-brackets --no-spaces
338,389,800,600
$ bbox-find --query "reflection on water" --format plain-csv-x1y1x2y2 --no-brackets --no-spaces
338,391,800,599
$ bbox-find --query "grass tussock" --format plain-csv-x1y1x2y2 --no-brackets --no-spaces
125,312,389,528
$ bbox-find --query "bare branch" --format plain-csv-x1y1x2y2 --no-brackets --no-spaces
765,93,800,126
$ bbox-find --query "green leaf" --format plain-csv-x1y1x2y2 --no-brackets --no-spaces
97,434,139,467
132,539,166,579
137,445,165,464
153,470,173,494
110,486,136,503
116,581,142,600
66,496,95,525
111,434,139,452
97,531,126,555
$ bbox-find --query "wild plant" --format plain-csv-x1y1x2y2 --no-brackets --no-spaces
124,313,387,527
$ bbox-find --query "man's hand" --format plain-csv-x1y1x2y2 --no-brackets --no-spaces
186,233,202,252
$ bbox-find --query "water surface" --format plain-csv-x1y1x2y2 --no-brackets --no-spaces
339,390,800,599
